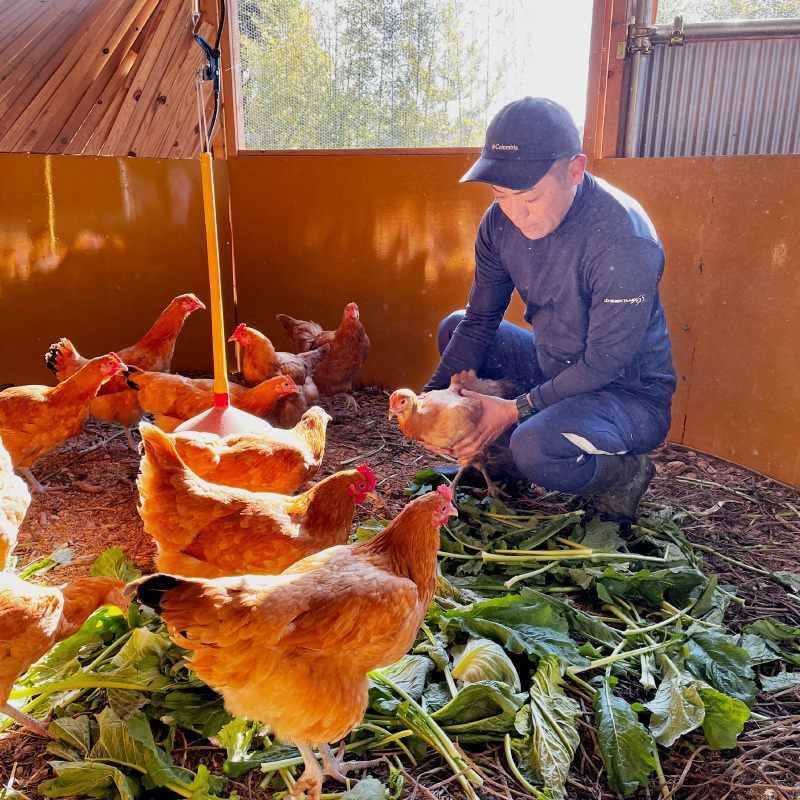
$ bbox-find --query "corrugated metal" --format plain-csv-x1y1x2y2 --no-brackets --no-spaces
635,37,800,157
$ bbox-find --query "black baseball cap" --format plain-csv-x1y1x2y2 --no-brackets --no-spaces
460,97,582,191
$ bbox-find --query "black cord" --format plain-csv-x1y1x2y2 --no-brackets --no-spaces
194,0,226,149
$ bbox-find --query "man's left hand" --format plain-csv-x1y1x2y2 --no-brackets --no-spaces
449,391,518,461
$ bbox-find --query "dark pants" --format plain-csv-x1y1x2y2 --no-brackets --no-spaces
438,311,671,493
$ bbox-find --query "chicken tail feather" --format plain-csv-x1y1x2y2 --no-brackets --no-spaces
125,573,188,613
45,338,87,382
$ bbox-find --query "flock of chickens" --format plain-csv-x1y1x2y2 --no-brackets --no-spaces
0,292,508,800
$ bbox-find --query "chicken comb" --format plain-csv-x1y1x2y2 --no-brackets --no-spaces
356,464,376,489
229,323,248,342
437,485,453,502
108,352,123,366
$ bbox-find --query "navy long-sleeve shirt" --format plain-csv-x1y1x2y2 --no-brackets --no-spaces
426,173,677,409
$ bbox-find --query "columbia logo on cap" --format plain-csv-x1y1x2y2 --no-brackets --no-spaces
491,143,519,151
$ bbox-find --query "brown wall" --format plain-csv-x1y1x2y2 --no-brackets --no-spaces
594,155,800,486
228,152,527,389
1,150,797,487
0,153,235,387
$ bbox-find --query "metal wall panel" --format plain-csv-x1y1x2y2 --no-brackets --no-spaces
636,38,800,157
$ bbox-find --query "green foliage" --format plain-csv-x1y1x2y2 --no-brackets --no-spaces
238,0,521,148
698,688,750,749
91,548,142,582
657,0,800,23
593,677,657,796
511,656,580,800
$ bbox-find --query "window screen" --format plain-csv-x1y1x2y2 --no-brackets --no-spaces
237,0,592,150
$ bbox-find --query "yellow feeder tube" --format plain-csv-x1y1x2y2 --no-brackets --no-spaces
199,150,230,406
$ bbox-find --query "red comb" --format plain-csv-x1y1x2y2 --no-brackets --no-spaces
437,485,453,502
109,352,123,365
234,323,246,335
356,464,375,488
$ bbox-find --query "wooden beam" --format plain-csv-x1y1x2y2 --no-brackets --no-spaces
219,0,244,156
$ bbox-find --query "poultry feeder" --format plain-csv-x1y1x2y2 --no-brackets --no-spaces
175,6,272,438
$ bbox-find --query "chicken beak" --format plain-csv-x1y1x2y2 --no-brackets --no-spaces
366,491,381,503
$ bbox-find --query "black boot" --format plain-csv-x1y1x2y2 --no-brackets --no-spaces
582,454,656,525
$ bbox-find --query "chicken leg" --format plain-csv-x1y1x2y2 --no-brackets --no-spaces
20,467,46,493
1,703,55,738
292,741,325,800
318,741,384,782
330,393,359,413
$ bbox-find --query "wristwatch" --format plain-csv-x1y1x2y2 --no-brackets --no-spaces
515,393,535,424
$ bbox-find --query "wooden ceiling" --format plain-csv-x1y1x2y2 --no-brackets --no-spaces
0,0,222,158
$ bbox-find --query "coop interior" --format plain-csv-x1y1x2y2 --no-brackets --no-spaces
1,0,800,799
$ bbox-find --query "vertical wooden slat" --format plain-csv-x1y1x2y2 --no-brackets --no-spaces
219,0,243,156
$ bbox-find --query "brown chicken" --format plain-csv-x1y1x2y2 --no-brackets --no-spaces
228,323,329,427
138,423,376,578
126,486,456,800
45,294,205,449
0,437,30,570
277,302,370,412
389,370,513,496
0,353,127,492
1,574,127,736
125,371,297,432
169,406,331,494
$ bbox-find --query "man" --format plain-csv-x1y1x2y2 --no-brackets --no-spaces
423,97,676,525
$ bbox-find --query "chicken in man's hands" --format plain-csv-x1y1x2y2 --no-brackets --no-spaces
389,370,513,496
125,486,456,800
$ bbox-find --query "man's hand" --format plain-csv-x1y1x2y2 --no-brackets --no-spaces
449,391,518,461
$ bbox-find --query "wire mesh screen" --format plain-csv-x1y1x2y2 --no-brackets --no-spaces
236,0,589,150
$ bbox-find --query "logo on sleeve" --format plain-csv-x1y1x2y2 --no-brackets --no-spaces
603,295,646,305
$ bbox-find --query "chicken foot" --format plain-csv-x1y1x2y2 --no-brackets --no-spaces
329,392,360,413
123,426,138,451
292,741,325,800
318,741,385,782
1,702,55,739
449,460,507,499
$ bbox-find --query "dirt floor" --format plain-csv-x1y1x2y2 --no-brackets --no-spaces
3,385,800,799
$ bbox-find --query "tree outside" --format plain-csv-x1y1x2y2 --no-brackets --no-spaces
238,0,543,150
656,0,800,23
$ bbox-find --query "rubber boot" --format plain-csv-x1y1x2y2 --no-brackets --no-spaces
582,454,656,525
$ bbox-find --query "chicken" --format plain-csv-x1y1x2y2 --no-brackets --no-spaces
277,302,370,413
138,423,376,578
126,486,456,800
0,353,127,492
0,437,30,570
228,323,329,427
169,406,331,494
45,294,205,449
1,574,127,736
389,370,513,497
124,371,297,432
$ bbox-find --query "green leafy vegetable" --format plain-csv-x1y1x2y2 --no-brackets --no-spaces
645,675,705,747
511,655,580,800
91,547,142,582
451,638,521,690
593,676,656,796
698,689,750,749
